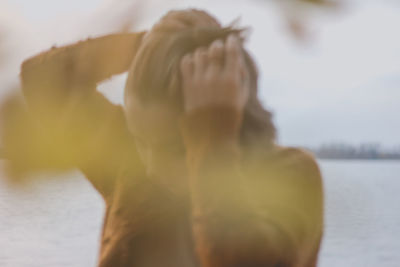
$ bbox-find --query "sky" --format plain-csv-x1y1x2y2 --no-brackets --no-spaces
0,0,399,148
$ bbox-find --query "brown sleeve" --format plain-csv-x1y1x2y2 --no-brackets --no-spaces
21,32,145,89
73,91,144,199
2,33,145,198
20,32,145,115
180,106,323,267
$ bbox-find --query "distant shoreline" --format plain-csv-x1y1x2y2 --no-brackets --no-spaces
316,157,400,161
304,144,400,161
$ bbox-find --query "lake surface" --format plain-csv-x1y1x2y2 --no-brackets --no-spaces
1,160,399,267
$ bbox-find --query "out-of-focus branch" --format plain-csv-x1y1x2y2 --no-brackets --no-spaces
298,0,341,6
272,0,344,41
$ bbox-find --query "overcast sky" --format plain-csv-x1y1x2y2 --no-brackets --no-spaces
1,0,399,148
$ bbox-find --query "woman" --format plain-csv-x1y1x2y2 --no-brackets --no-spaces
5,9,323,267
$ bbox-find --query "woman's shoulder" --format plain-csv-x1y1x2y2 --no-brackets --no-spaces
274,145,319,170
245,144,321,179
244,144,324,217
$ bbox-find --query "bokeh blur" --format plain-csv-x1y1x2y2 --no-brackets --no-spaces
0,1,399,267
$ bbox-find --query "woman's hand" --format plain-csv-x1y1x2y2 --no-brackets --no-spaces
180,34,250,114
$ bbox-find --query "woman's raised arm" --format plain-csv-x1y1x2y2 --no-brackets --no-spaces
2,33,145,198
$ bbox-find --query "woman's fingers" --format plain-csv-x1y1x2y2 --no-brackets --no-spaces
180,34,249,112
207,39,224,76
194,47,208,79
208,39,224,61
181,35,242,81
224,34,242,75
180,53,194,79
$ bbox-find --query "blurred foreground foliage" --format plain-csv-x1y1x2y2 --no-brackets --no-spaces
0,33,144,183
1,91,117,180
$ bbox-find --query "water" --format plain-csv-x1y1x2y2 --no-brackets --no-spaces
318,160,400,267
0,160,399,267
